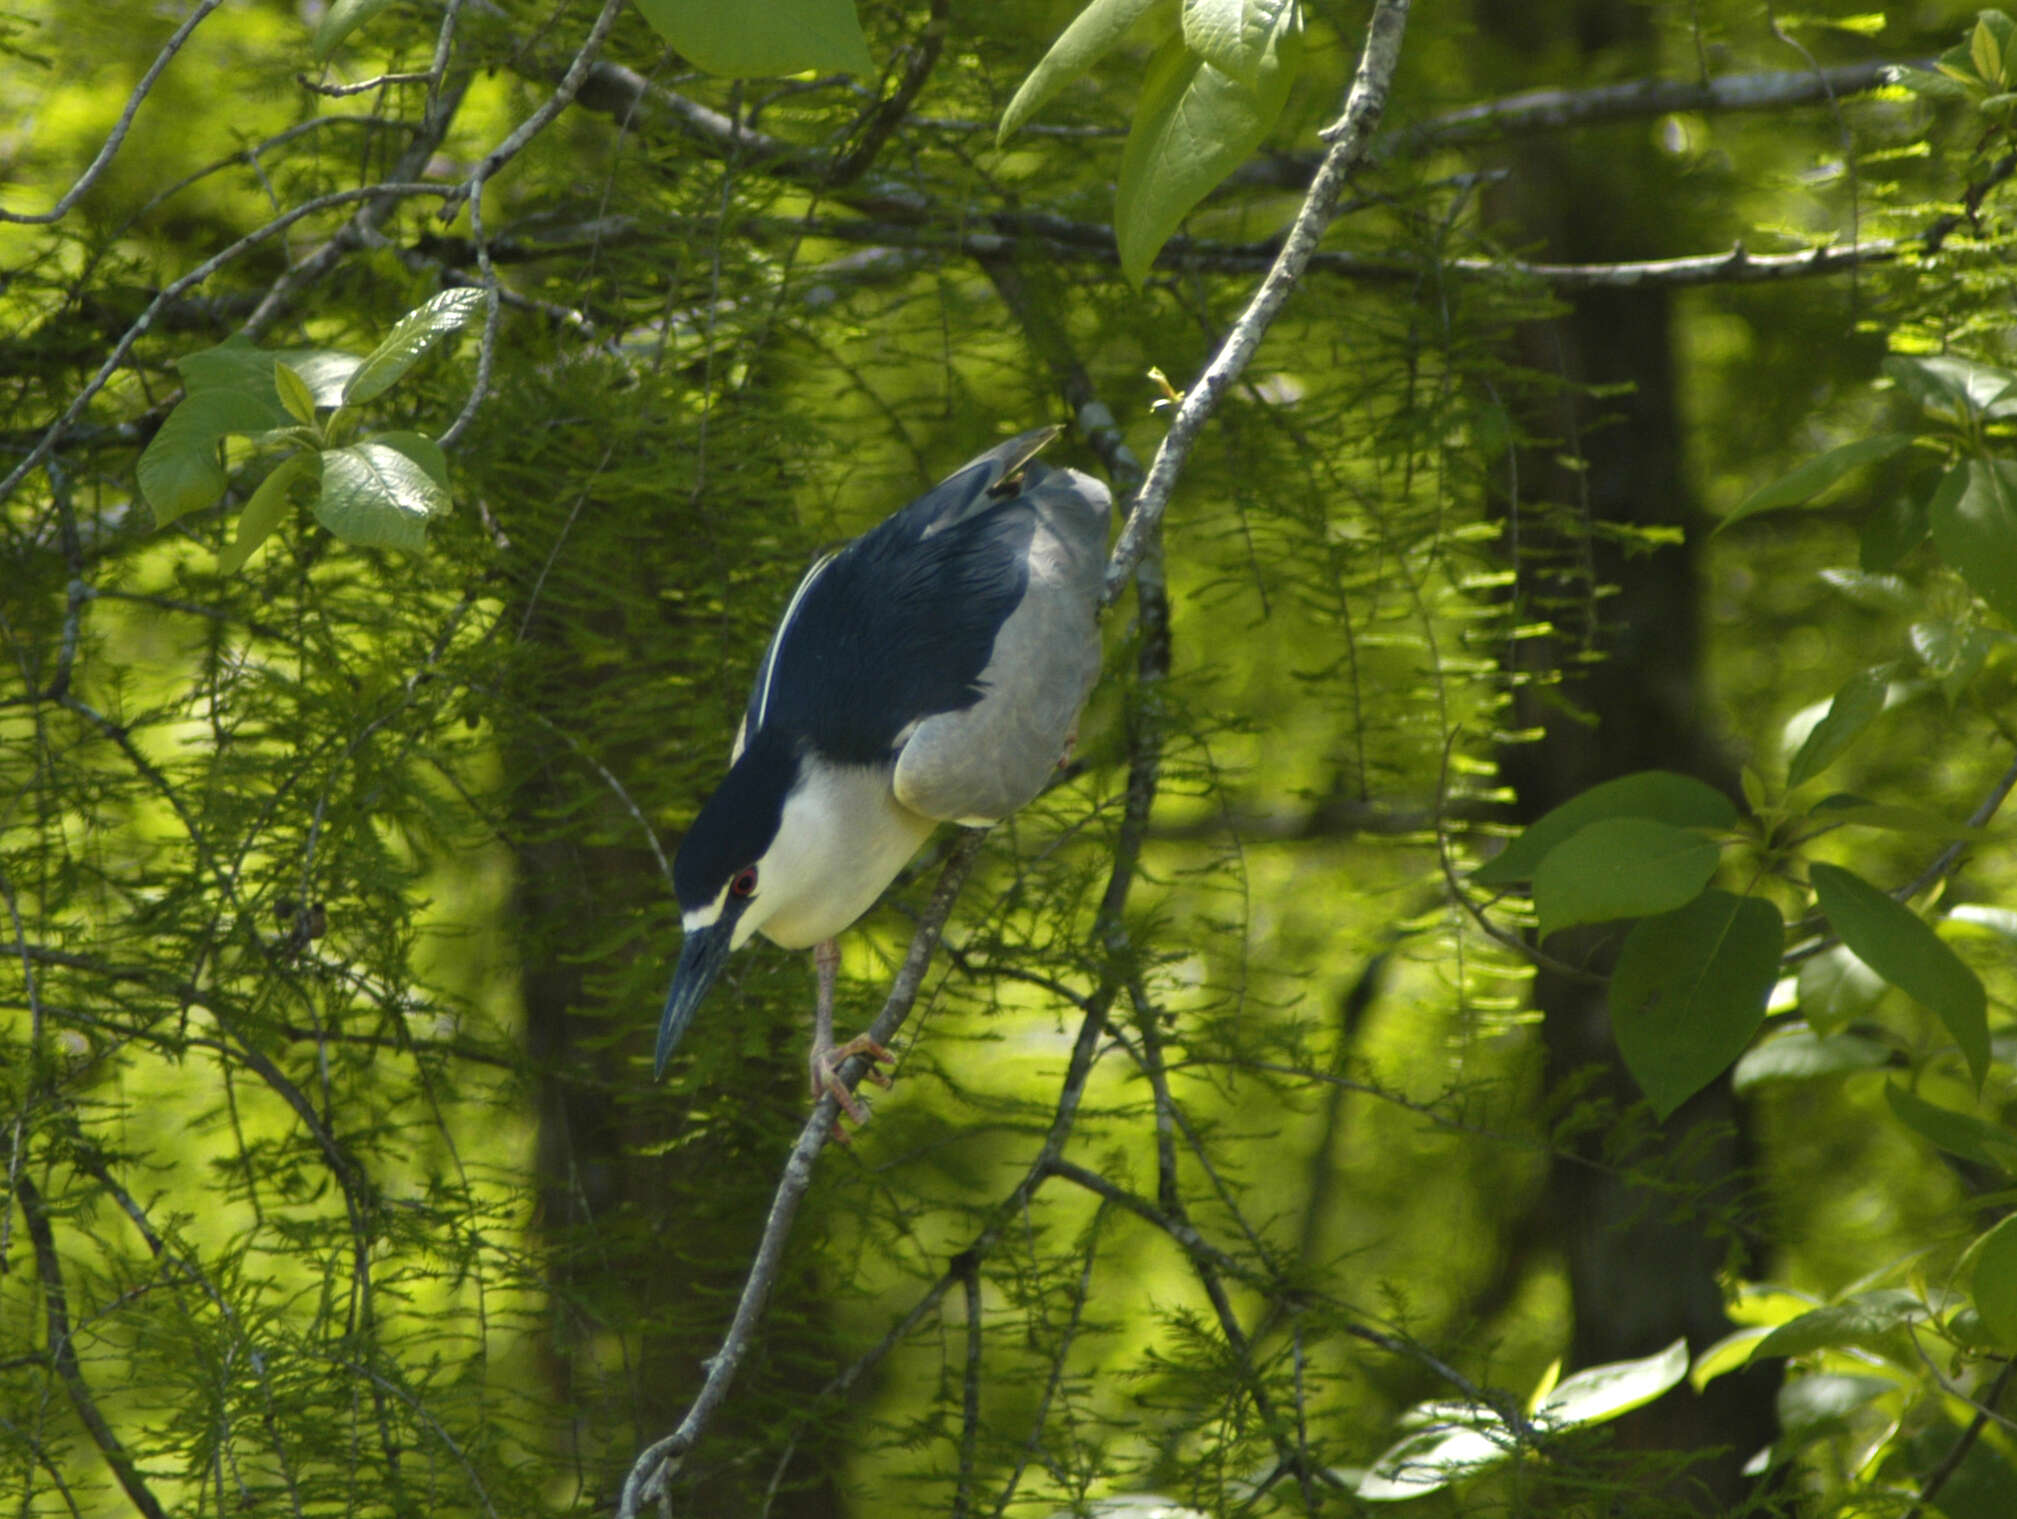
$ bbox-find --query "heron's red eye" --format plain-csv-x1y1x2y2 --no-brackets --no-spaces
730,866,758,898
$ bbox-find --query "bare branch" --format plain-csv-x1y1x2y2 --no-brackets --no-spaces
0,0,227,225
1105,0,1413,602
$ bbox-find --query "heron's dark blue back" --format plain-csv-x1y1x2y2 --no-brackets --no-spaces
742,452,1051,765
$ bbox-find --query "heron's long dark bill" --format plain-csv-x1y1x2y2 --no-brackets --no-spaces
654,923,733,1079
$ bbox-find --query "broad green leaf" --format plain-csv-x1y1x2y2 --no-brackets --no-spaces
1474,771,1738,886
1804,796,1978,837
1611,890,1783,1118
219,452,313,574
274,362,318,427
1885,354,2017,421
1775,1373,1896,1439
1818,564,1914,610
1731,1029,1891,1092
1951,903,2017,942
633,0,874,78
1533,817,1721,938
1811,864,1989,1087
1357,1408,1509,1501
1691,1327,1772,1391
1000,0,1164,142
1787,666,1889,789
1975,14,2007,83
315,442,451,552
343,289,489,405
311,0,401,60
1795,945,1888,1034
1116,19,1300,285
1533,1339,1688,1430
1858,490,1929,572
179,336,360,408
140,389,285,527
1753,1289,1929,1362
1883,1082,2017,1172
1720,433,1912,532
1182,0,1296,89
1974,1216,2017,1348
365,430,451,494
1928,458,2017,625
1729,1283,1823,1328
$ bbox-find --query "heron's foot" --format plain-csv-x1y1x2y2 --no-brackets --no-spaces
811,1033,896,1131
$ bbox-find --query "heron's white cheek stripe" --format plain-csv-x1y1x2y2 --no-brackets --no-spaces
682,904,721,933
752,550,839,734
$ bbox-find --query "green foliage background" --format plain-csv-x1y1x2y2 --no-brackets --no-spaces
4,1,2017,1516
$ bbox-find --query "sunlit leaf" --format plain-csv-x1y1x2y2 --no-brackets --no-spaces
634,0,875,78
1691,1327,1772,1391
344,289,489,405
179,335,360,407
1001,0,1165,141
1811,864,1989,1088
1182,0,1296,89
315,442,451,552
274,361,319,427
1611,890,1782,1117
1533,1338,1689,1429
1775,1373,1897,1439
1885,354,2017,421
1753,1289,1930,1362
1357,1407,1510,1501
1116,17,1300,285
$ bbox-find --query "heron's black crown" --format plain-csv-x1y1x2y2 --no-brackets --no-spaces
672,729,797,910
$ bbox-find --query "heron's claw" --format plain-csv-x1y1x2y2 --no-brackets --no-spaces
812,1033,896,1133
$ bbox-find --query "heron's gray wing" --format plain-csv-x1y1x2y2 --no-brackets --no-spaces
892,464,1110,823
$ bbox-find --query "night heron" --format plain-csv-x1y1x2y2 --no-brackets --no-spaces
654,426,1111,1121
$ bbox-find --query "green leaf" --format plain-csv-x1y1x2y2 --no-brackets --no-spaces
1811,864,1989,1088
311,0,401,60
1858,490,1930,572
343,289,489,406
140,389,285,527
1787,666,1889,789
1357,1406,1509,1502
1000,0,1164,142
633,0,875,78
1533,1339,1688,1430
180,336,360,408
1795,945,1888,1034
274,361,318,427
1885,353,2017,421
1976,14,2009,85
1974,1216,2017,1349
219,452,313,574
1533,817,1722,938
1182,0,1297,89
1692,1327,1773,1391
1753,1289,1930,1362
1775,1374,1896,1440
1611,890,1783,1118
315,442,451,552
1731,1029,1891,1092
1116,17,1300,285
1474,771,1738,886
365,430,451,495
1883,1083,2017,1172
1928,459,2017,626
1720,433,1913,532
